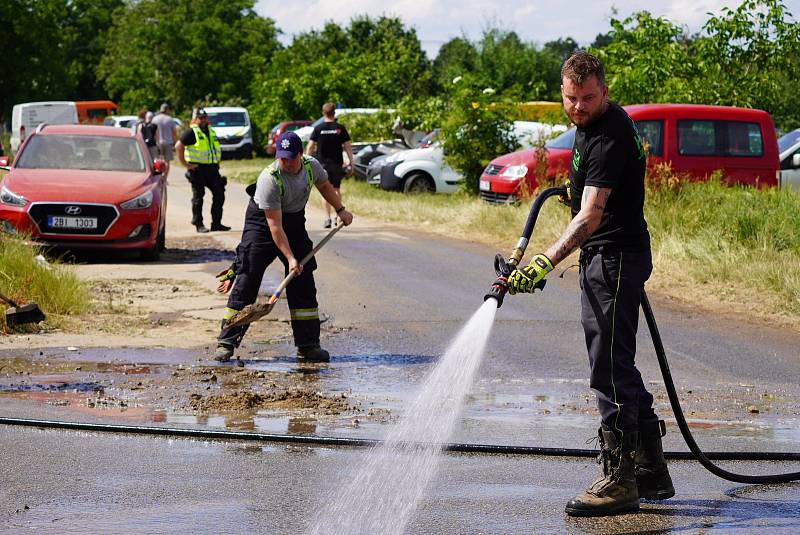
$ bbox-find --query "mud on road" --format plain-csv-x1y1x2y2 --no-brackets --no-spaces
0,232,383,431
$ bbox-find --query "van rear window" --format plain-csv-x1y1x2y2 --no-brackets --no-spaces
635,120,663,156
678,120,763,157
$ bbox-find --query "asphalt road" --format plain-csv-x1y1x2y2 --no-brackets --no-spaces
2,166,799,533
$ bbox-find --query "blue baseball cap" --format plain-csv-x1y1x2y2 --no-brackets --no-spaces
275,132,302,159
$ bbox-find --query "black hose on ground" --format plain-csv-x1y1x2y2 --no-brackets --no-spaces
641,291,800,483
1,416,799,462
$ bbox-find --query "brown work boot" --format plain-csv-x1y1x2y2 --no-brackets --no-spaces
565,425,640,517
636,417,675,500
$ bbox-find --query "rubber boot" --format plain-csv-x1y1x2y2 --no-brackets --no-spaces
635,417,675,500
565,425,640,517
297,344,330,362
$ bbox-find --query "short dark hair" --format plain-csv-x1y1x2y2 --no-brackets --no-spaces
322,102,336,118
561,51,605,87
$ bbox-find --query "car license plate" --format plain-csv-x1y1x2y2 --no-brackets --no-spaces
479,180,490,192
47,215,98,229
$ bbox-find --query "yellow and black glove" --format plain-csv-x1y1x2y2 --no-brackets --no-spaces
215,264,236,282
507,254,553,294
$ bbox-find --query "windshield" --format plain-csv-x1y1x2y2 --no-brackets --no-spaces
778,129,800,153
15,135,146,172
207,112,247,127
545,127,576,150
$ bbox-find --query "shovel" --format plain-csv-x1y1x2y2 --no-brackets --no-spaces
0,291,46,328
225,223,344,329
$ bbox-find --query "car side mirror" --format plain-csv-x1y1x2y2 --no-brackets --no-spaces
0,156,9,167
153,159,167,174
793,154,800,168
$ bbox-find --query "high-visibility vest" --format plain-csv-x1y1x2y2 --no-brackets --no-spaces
269,157,314,198
185,125,221,164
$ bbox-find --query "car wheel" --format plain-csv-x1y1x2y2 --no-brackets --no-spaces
403,173,435,193
141,224,164,261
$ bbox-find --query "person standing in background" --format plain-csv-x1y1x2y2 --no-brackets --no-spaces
152,103,178,176
306,102,354,228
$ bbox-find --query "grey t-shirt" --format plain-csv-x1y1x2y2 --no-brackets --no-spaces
254,157,328,213
152,113,176,144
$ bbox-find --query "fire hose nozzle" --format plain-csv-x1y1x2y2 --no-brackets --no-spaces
484,254,515,308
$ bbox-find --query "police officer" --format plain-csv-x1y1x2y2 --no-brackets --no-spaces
175,108,230,233
506,51,673,516
214,131,353,363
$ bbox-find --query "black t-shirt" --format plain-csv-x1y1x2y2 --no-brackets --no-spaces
309,120,350,164
141,123,158,147
570,102,649,251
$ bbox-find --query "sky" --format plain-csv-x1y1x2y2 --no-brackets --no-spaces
255,0,800,58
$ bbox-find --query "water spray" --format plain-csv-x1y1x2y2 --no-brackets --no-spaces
489,185,800,485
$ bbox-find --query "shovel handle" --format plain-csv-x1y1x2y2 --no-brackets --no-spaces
270,223,345,300
0,291,19,308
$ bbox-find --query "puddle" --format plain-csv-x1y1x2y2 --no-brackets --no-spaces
0,381,103,393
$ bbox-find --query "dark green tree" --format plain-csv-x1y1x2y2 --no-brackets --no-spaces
0,0,71,122
98,0,280,113
432,37,478,93
249,16,430,134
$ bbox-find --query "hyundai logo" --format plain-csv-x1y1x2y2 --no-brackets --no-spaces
65,205,82,215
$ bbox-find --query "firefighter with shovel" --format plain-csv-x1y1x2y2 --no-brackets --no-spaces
214,132,353,364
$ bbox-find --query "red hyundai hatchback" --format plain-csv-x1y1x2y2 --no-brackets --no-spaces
0,124,168,260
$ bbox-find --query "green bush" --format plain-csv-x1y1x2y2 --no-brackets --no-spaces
338,110,395,142
441,82,519,193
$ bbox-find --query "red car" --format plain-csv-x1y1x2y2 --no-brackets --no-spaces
265,120,312,156
480,104,780,203
0,124,168,260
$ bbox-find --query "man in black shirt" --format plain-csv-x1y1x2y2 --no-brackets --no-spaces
506,51,674,516
306,102,354,228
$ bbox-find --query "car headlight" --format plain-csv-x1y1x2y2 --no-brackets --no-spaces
0,185,27,207
499,164,528,179
121,190,153,210
385,152,406,164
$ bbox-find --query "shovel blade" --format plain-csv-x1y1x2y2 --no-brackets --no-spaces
225,301,276,329
5,303,46,328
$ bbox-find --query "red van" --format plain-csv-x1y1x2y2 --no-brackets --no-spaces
479,104,780,203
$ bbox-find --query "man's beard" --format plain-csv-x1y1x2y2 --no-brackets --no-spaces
568,102,606,128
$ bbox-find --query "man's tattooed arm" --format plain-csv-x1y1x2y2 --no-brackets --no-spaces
544,185,611,265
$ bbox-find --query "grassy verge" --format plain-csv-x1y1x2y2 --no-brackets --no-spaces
0,234,91,333
219,157,800,326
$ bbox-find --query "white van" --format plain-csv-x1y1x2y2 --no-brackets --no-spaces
11,102,79,152
205,106,253,159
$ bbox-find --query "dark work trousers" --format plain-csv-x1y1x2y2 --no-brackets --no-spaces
217,200,319,349
579,246,657,433
187,164,225,227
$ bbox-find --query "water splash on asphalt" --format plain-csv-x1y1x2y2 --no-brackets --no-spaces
309,299,497,535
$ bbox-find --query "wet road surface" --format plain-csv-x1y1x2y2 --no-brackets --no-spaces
2,172,800,532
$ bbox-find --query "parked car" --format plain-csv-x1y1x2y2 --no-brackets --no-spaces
205,106,254,159
480,104,781,203
778,128,800,190
10,102,79,153
103,115,139,129
265,120,313,156
369,123,565,195
368,142,462,193
0,124,168,260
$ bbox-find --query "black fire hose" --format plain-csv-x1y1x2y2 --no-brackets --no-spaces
486,185,800,485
